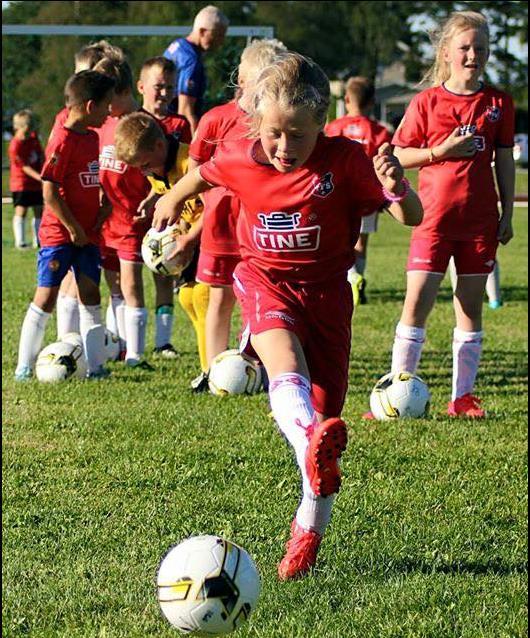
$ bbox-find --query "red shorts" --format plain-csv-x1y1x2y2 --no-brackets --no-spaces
407,236,498,275
196,251,240,286
233,261,352,416
100,245,143,272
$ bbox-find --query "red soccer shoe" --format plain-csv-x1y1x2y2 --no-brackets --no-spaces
447,393,486,418
305,417,348,497
278,520,322,581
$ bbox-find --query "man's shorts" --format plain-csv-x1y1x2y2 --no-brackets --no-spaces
407,236,498,275
233,261,353,417
100,244,143,272
12,190,43,207
37,243,101,288
196,251,240,287
360,211,378,235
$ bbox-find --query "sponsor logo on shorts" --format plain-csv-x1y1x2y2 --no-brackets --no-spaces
486,106,501,122
99,145,127,174
411,257,432,264
79,160,100,187
264,310,295,325
254,212,320,252
48,259,60,272
312,172,334,198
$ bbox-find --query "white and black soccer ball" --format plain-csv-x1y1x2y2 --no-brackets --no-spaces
142,224,190,277
157,535,261,635
35,340,87,382
103,329,121,362
208,350,262,396
369,371,430,420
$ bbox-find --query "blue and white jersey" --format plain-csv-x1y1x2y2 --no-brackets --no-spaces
163,38,206,114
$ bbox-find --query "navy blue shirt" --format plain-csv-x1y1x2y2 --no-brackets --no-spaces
163,38,206,116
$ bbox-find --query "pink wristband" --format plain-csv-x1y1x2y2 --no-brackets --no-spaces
382,177,410,203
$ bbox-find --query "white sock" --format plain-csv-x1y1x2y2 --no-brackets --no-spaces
391,322,426,374
354,256,366,276
124,306,148,364
56,293,80,338
155,304,174,348
106,294,124,337
78,304,106,374
16,303,51,373
32,217,41,247
485,261,501,304
116,302,127,342
452,328,483,400
269,373,335,535
448,257,457,292
13,216,26,247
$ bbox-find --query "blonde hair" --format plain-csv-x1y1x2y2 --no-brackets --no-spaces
246,51,330,136
114,112,165,164
236,38,287,108
13,109,36,132
423,10,489,86
74,40,125,72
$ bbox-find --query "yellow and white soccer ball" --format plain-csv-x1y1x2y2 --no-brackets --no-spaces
208,349,262,396
157,535,261,635
369,371,430,420
142,223,191,277
35,339,87,382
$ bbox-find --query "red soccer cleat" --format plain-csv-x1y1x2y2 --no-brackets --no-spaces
447,393,486,418
278,520,322,581
305,417,347,497
362,410,375,420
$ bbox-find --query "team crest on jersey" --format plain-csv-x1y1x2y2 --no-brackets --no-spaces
79,160,100,187
254,212,320,252
312,172,334,198
459,124,485,152
486,106,501,122
99,145,127,174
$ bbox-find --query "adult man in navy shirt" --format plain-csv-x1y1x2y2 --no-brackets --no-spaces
163,5,229,133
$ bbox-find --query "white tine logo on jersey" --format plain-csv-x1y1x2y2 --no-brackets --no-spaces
254,212,320,252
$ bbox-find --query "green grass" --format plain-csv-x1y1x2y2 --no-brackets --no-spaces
2,203,528,637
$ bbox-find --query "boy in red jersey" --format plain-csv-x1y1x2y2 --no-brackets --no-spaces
14,71,115,381
325,77,392,305
153,52,423,579
9,110,44,249
188,38,287,386
380,11,515,419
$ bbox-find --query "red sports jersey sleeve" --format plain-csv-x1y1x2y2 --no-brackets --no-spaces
393,85,515,241
9,135,44,192
39,127,101,247
200,135,385,284
158,113,192,144
325,115,392,158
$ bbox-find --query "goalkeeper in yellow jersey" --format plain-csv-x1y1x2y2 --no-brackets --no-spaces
115,112,210,391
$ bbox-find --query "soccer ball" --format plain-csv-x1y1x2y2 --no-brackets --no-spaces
369,371,430,420
60,331,83,349
157,535,261,635
142,223,191,277
208,350,262,396
103,329,121,362
35,340,87,382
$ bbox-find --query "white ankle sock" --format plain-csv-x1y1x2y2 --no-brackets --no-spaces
296,492,335,536
452,328,483,400
124,306,148,363
16,303,51,372
485,262,501,304
155,305,174,348
106,294,124,337
56,293,80,338
391,322,425,374
79,304,106,373
13,216,26,247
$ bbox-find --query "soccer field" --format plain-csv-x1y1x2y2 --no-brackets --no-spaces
2,204,528,637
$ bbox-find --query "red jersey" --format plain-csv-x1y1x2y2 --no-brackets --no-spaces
200,135,386,284
140,108,192,144
189,100,248,257
48,108,69,143
39,126,101,247
9,133,44,192
98,115,151,247
392,84,515,241
325,115,391,158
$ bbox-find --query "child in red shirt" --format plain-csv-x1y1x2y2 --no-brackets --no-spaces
15,71,115,381
385,10,514,419
153,52,423,580
9,110,44,249
325,76,392,305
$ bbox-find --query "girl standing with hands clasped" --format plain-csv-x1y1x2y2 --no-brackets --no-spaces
153,52,422,580
378,11,515,419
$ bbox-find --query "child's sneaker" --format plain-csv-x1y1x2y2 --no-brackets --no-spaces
277,520,322,581
191,371,209,393
305,417,347,497
488,299,503,310
447,393,485,418
153,343,178,359
86,366,112,380
14,365,32,381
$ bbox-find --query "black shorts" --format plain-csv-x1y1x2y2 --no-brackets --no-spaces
12,191,43,207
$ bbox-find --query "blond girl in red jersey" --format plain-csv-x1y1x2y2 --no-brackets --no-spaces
152,52,422,580
378,11,515,419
